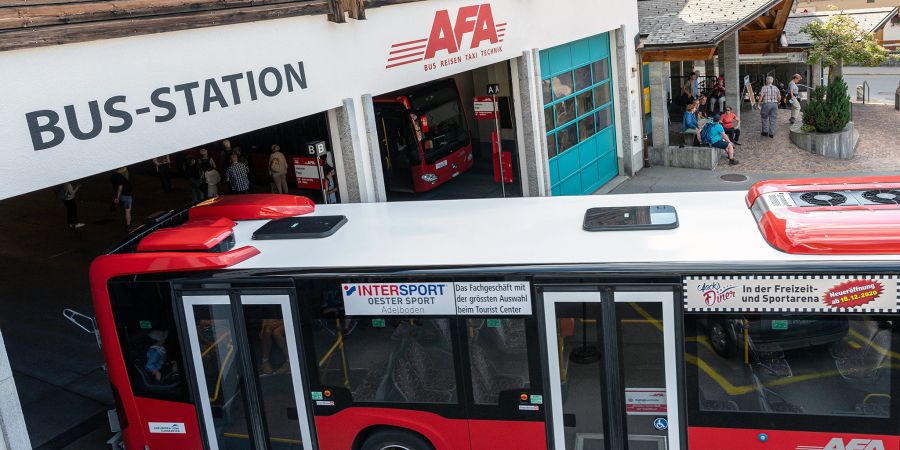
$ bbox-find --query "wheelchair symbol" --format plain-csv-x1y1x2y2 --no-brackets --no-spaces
653,417,668,431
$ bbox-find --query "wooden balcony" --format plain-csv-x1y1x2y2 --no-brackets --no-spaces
0,0,422,52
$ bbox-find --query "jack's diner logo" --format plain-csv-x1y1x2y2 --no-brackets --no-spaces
385,3,506,71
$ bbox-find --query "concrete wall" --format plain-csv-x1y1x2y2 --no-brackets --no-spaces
0,330,30,450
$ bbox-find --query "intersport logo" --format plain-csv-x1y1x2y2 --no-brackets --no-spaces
385,3,506,71
797,438,885,450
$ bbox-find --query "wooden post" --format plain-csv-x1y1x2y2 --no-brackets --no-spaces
328,0,346,23
346,0,366,20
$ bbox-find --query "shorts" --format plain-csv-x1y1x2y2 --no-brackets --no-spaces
120,195,133,209
710,140,729,150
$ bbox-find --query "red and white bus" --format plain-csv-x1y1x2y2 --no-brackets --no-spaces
374,79,475,193
88,176,900,450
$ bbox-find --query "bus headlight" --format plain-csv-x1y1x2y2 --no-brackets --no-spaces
421,174,438,183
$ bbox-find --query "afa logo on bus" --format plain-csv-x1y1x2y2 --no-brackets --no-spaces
798,438,886,450
386,3,506,70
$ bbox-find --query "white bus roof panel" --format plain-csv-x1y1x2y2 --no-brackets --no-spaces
225,191,900,271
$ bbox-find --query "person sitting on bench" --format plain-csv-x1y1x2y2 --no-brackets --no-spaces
681,103,701,146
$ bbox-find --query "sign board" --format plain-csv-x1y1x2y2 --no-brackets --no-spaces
306,140,327,157
487,84,501,95
148,422,186,434
624,388,667,415
683,275,900,313
341,281,531,316
292,156,323,189
473,96,496,120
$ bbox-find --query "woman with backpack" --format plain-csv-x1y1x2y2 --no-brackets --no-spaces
269,144,289,194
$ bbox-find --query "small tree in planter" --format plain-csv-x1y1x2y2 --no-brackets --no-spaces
801,12,891,80
802,76,851,133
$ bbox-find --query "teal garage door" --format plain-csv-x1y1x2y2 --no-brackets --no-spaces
540,33,617,196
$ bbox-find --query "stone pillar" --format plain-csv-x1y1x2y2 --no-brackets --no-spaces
514,50,550,197
332,98,384,203
361,94,388,203
721,31,740,118
612,27,638,176
809,63,822,87
0,329,30,450
649,61,671,150
705,59,716,78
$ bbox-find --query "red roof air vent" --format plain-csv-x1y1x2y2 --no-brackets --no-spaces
190,194,315,221
746,177,900,254
137,218,237,252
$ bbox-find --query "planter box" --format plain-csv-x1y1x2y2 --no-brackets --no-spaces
789,122,859,160
650,146,720,170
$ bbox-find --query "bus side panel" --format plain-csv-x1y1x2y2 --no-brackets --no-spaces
689,427,900,450
468,419,546,450
134,397,204,449
314,407,471,450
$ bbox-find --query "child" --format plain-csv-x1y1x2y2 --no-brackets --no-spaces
145,330,169,382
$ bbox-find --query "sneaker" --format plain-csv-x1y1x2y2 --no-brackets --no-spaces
275,364,291,375
733,141,742,146
789,118,795,124
768,134,775,138
761,132,767,136
260,360,274,375
729,158,739,165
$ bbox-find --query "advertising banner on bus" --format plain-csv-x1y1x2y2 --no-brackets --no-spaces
341,281,531,316
683,275,900,312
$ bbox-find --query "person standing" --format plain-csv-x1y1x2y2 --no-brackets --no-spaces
56,182,84,229
185,156,206,202
219,139,233,169
681,71,699,105
153,154,172,192
324,164,338,204
757,76,781,138
721,106,741,145
226,154,251,194
205,164,221,197
788,74,802,125
110,167,134,229
198,148,215,171
269,144,289,194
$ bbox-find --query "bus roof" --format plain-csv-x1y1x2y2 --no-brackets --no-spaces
223,191,900,271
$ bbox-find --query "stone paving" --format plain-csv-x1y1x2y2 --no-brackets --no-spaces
713,102,900,173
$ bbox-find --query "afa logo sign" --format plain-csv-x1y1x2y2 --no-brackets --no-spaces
343,285,358,296
386,3,506,71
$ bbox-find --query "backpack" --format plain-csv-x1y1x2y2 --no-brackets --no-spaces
700,123,717,145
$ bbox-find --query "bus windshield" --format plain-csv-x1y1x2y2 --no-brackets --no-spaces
408,82,469,164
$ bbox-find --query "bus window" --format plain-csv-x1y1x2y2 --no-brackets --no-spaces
466,318,530,405
690,314,892,418
109,281,188,403
408,82,468,164
312,304,458,404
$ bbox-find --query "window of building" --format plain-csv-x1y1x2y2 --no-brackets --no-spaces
466,319,530,405
542,56,613,161
689,314,892,418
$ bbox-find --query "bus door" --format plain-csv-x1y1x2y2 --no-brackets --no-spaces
541,287,681,450
179,292,316,450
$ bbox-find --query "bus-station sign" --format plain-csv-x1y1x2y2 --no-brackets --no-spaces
341,281,531,316
683,275,900,313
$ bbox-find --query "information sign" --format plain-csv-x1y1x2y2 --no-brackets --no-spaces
474,96,496,120
683,275,900,313
624,388,667,415
342,281,531,316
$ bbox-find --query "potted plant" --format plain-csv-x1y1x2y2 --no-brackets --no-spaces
791,76,858,159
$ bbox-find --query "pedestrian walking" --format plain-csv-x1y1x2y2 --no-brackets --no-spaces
269,144,289,194
757,76,781,138
226,154,251,194
788,74,802,125
110,167,134,230
56,182,84,229
153,154,172,192
185,156,206,202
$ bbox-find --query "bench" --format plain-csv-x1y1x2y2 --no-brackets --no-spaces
649,145,722,170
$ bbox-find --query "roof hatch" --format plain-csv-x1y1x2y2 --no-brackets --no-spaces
747,177,900,254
